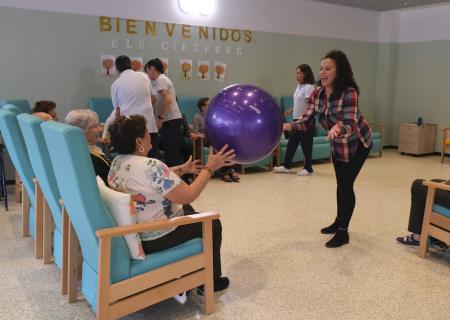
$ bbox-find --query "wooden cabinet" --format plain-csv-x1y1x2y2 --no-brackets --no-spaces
398,123,437,155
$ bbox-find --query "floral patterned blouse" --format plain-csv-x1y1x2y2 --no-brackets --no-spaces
108,154,183,241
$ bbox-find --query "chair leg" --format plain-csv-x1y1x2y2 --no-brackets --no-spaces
34,180,44,259
22,183,30,237
418,186,436,258
43,200,53,264
68,220,79,302
61,204,69,295
15,171,21,203
202,220,215,315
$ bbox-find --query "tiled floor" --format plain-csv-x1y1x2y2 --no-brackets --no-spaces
0,150,449,319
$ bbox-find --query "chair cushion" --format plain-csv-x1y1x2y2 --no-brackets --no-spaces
96,177,145,260
313,136,328,144
433,204,450,219
130,238,202,277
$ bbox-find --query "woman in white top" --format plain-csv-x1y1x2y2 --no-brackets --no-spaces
274,64,316,176
107,114,235,292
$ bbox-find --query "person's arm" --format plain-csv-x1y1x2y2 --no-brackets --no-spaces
158,89,171,120
165,146,235,204
102,85,120,141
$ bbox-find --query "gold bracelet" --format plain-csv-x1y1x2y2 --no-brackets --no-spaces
203,166,213,176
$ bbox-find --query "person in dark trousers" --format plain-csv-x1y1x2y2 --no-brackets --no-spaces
396,179,450,251
145,58,183,166
284,50,373,248
274,64,316,176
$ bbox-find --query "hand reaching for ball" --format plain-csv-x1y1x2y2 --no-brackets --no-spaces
206,145,236,172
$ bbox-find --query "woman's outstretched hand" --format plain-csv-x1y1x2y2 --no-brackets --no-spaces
182,156,202,175
206,145,236,171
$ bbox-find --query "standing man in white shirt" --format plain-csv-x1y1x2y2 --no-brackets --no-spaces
102,55,160,158
145,58,183,166
274,64,316,176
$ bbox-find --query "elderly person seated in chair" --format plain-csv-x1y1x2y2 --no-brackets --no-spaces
107,114,235,292
64,109,111,184
396,179,450,251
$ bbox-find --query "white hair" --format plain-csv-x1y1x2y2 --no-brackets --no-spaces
64,109,99,133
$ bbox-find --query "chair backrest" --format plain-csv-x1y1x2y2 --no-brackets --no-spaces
88,98,114,123
0,110,35,207
17,114,62,231
1,103,21,115
41,121,130,282
178,96,201,124
0,99,31,114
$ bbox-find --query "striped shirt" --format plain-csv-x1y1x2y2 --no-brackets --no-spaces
293,86,372,162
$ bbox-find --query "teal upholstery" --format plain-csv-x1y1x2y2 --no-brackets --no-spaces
370,130,382,156
17,114,63,267
434,204,450,219
88,98,114,123
280,96,294,122
178,96,201,124
0,99,31,114
41,121,203,312
1,104,21,115
0,110,36,236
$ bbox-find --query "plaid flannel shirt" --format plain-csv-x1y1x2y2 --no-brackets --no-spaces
292,87,372,162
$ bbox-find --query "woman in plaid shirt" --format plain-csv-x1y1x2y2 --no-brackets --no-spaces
284,50,373,248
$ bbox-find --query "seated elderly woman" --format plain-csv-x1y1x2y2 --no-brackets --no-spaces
64,109,110,184
107,114,235,292
32,100,58,121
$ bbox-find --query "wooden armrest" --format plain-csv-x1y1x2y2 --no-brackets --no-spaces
422,180,450,192
96,211,220,239
441,127,450,132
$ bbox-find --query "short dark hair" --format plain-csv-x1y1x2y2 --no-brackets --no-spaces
296,64,315,85
322,50,359,98
115,55,132,73
33,100,56,114
144,58,164,74
108,115,147,154
197,97,210,111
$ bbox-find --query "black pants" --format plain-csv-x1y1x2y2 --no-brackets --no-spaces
147,132,160,159
161,118,182,166
408,179,450,234
332,143,370,230
283,125,314,172
141,204,223,279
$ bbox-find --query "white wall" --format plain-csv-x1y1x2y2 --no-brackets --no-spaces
0,0,380,42
379,2,450,43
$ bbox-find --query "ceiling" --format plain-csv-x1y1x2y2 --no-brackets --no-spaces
311,0,450,11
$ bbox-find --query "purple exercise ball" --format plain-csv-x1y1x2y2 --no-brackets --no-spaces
205,84,283,164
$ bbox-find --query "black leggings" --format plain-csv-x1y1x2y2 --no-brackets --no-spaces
332,143,369,230
283,120,314,171
141,204,223,279
408,179,450,234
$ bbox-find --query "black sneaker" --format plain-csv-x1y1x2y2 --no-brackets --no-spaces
429,238,448,252
197,277,230,295
396,234,420,248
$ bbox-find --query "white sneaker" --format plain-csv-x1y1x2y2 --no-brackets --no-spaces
297,169,312,176
173,292,187,304
273,165,292,173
